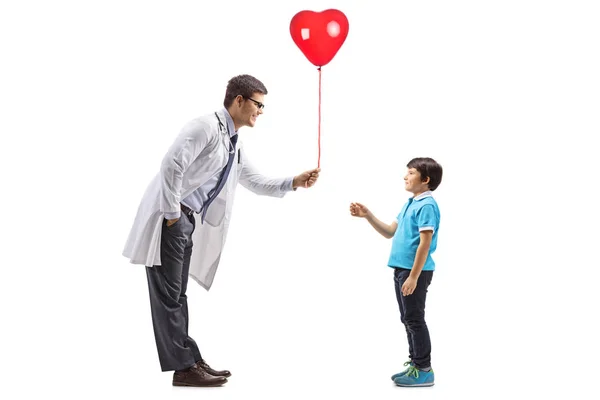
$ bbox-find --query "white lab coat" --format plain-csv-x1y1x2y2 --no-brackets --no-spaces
122,109,291,290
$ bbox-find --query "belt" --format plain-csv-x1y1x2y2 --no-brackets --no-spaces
180,203,194,216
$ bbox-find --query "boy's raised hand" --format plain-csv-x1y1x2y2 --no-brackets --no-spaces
350,202,370,218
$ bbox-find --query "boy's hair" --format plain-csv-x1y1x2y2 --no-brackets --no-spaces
223,74,268,108
407,157,443,191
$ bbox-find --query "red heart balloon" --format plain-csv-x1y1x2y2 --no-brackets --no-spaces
290,9,349,67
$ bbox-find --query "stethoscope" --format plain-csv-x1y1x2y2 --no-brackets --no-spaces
215,112,236,155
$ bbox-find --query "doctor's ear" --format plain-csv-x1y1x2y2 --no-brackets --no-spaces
234,95,244,107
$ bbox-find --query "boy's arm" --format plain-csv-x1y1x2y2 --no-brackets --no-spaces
365,213,398,239
350,202,397,238
410,230,433,278
401,230,433,296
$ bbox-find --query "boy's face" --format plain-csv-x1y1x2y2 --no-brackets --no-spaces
404,168,430,195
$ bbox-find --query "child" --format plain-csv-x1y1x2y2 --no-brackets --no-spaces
349,157,443,387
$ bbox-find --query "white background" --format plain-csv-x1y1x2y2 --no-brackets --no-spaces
1,0,599,399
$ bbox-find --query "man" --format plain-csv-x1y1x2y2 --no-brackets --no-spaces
123,75,320,387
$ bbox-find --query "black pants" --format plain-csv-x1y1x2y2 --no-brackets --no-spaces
146,213,202,371
393,267,434,369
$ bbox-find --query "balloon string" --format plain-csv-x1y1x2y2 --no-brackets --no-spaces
318,66,322,169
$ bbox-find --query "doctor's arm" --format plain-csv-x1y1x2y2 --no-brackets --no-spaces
160,121,210,222
238,152,321,196
238,147,294,197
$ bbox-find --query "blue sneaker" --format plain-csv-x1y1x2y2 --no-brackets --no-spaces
390,361,414,381
393,366,434,387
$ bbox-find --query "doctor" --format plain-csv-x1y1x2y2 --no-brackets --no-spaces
123,74,320,387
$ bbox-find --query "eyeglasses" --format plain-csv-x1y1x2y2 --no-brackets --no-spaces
245,97,265,110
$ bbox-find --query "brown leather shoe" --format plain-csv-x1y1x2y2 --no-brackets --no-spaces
196,360,232,378
172,364,228,387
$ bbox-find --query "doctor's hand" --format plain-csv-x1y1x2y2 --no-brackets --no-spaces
349,202,370,218
166,218,179,227
293,168,320,189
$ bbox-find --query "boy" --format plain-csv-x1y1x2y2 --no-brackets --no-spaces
349,157,443,387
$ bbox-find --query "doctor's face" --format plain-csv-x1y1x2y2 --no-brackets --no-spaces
239,92,265,128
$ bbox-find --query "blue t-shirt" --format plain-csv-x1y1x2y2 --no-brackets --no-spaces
388,191,440,271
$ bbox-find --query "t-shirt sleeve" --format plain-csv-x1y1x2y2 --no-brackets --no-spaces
416,204,438,233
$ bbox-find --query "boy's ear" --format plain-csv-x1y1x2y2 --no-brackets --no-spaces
422,176,431,185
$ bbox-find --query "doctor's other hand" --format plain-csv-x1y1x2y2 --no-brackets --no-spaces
293,168,320,189
349,202,370,218
166,218,179,227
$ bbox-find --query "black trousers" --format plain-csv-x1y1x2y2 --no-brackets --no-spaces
145,213,202,371
393,267,434,369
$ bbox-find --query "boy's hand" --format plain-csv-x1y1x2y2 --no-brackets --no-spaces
401,277,417,296
350,202,370,218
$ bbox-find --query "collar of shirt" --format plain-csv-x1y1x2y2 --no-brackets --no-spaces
413,190,433,201
222,108,238,138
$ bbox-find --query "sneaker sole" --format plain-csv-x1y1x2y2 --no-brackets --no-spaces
394,382,434,387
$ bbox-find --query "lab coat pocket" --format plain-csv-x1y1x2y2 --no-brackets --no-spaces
204,197,226,227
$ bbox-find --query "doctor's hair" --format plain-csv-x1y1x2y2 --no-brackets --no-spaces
223,74,268,108
407,157,443,191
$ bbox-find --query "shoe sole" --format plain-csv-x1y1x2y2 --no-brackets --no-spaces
395,382,434,387
173,379,228,387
